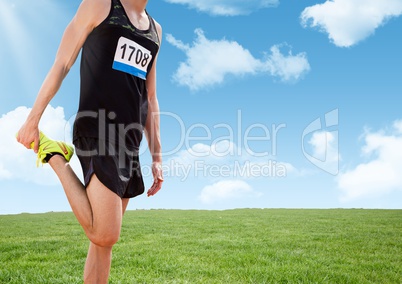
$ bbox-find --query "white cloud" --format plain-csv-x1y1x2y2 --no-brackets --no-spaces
394,120,402,133
262,45,311,82
166,140,294,181
166,140,238,180
301,0,402,47
309,131,339,164
166,29,310,91
301,130,340,176
0,105,81,185
337,120,402,201
175,140,237,161
198,180,261,204
164,0,279,16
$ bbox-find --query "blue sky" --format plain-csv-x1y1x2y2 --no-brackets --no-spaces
1,0,402,214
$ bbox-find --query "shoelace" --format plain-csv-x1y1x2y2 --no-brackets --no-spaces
36,150,47,167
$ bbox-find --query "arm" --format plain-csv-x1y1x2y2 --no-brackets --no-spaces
145,22,163,197
16,0,110,152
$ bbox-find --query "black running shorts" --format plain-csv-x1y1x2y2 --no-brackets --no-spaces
73,137,145,199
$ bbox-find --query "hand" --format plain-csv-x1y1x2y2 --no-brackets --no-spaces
16,122,40,153
147,162,164,197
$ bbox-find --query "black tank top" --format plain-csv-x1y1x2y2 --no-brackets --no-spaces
73,0,160,149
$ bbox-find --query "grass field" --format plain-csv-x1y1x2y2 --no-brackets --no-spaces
0,209,401,283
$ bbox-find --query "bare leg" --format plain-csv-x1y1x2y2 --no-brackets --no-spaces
122,198,130,215
83,199,130,283
48,156,93,232
83,243,113,284
48,156,125,283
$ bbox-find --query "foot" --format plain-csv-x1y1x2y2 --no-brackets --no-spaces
33,131,74,166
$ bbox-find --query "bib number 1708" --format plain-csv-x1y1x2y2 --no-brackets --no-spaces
113,37,153,80
120,43,150,67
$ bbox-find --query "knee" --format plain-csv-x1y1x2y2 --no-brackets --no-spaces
89,231,120,248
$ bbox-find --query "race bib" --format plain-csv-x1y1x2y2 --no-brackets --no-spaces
112,37,153,80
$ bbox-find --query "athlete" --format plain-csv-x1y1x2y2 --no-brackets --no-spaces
16,0,163,283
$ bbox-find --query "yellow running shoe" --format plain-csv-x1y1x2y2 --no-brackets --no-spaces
33,132,74,167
